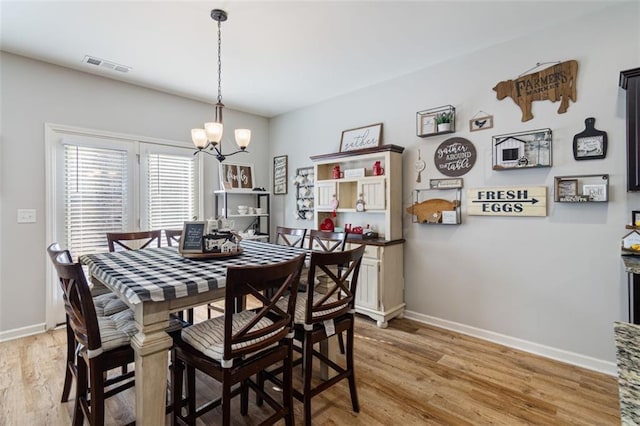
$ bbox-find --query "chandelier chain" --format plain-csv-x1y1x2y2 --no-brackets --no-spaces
217,18,222,104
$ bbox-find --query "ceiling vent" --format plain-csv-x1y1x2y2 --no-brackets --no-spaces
82,55,131,73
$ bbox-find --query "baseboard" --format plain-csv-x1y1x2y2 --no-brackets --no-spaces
404,310,617,376
0,323,47,343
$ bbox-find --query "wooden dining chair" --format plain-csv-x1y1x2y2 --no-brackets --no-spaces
106,230,162,252
165,229,183,247
47,243,131,403
307,229,349,353
264,245,365,426
170,253,305,426
307,229,348,252
48,243,137,426
275,226,307,248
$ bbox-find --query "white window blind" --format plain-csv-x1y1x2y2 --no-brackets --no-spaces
64,144,128,256
146,152,199,231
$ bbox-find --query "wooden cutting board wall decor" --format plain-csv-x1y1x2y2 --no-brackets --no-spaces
493,60,578,122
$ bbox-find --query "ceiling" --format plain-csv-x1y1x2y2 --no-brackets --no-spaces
0,1,620,118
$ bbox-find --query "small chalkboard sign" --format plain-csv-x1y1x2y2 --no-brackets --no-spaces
180,221,206,253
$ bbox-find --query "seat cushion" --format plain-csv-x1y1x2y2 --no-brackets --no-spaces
93,292,129,317
97,309,138,353
278,292,342,325
181,310,275,362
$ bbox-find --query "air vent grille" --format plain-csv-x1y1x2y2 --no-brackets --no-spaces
82,55,131,73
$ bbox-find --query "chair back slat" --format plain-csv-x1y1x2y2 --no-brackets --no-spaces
106,230,162,252
223,253,305,361
308,229,347,252
47,243,102,352
305,245,365,325
165,229,182,247
275,226,307,248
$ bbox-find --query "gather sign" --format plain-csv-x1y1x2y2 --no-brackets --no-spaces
434,137,476,177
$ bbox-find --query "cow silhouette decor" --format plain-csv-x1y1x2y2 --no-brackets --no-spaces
493,60,578,122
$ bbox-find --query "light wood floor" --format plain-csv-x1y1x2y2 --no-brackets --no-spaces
0,308,621,425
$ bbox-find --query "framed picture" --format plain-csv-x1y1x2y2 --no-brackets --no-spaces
219,162,254,191
582,184,607,201
469,115,494,132
179,221,206,254
492,128,552,171
557,179,578,198
340,123,383,152
573,117,608,160
417,113,437,136
273,155,288,195
633,211,640,227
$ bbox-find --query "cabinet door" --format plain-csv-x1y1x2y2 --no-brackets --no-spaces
315,181,337,210
355,258,379,310
359,177,386,210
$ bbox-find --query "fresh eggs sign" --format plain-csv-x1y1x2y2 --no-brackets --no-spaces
467,186,547,217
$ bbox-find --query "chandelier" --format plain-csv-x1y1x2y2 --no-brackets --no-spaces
191,9,251,162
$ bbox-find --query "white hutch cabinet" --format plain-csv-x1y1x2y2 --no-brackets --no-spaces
310,145,405,328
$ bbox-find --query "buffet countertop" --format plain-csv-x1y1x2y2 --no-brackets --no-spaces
614,321,640,424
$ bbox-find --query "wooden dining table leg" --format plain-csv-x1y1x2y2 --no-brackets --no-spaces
130,306,173,426
319,334,338,379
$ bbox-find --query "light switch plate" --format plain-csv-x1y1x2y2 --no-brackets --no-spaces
17,209,36,223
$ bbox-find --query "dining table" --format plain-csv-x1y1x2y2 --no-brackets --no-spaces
79,239,321,426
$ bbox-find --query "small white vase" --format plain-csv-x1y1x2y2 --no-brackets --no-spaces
437,123,451,132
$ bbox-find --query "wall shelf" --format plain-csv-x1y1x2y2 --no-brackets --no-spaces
554,174,609,203
416,105,456,138
410,179,462,224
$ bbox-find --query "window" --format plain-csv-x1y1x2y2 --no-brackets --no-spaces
52,131,201,258
502,148,519,161
64,144,129,256
140,143,201,236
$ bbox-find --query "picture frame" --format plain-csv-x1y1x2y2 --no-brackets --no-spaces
273,155,288,195
633,211,640,227
557,179,578,198
492,128,552,171
179,221,206,254
582,184,607,202
469,114,494,132
219,162,254,191
417,113,437,136
340,123,383,152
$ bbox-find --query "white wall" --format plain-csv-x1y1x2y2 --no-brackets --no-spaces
269,3,640,369
0,52,269,333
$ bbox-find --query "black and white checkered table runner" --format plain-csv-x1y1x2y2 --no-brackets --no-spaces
79,240,308,304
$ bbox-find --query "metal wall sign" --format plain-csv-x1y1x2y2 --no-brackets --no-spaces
467,186,547,217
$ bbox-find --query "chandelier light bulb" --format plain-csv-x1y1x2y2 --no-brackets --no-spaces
204,122,224,144
235,129,251,148
191,128,208,149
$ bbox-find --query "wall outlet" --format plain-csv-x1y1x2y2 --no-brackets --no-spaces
17,209,37,223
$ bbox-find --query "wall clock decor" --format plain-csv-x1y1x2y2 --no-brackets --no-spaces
573,117,607,160
434,137,476,177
